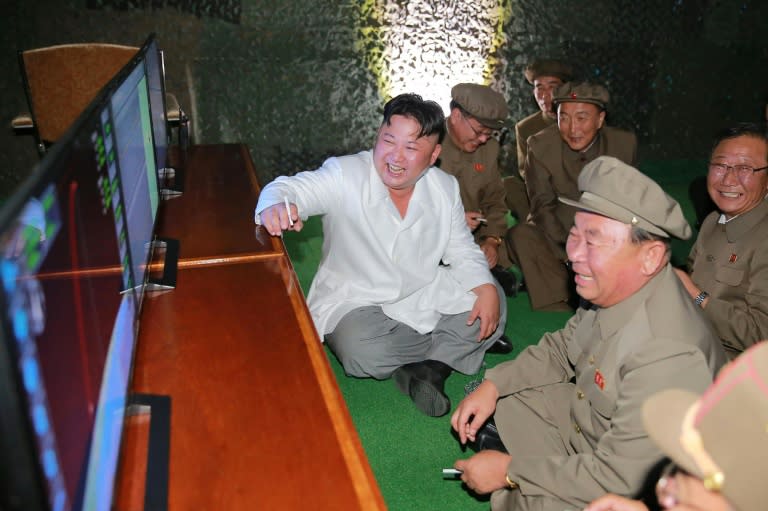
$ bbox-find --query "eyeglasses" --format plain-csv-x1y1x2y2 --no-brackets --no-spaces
708,162,768,178
461,112,494,139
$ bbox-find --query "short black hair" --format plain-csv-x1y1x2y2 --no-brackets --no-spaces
711,122,768,160
382,93,446,143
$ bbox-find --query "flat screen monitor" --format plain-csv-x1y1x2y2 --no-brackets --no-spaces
0,91,139,511
141,34,170,175
107,54,160,305
0,32,172,511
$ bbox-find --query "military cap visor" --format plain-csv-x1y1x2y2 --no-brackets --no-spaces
524,59,574,84
451,83,509,129
642,342,768,511
553,82,610,110
559,156,691,240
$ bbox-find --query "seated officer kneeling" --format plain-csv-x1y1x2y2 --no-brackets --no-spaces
451,156,726,511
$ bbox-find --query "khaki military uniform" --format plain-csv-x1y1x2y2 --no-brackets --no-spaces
506,124,637,310
688,199,768,359
485,265,726,511
504,111,556,220
515,111,556,182
439,126,511,268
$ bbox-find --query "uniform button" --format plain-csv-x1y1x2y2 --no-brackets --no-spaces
574,424,582,434
588,356,595,365
577,390,585,400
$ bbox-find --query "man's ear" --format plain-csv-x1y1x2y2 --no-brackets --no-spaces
449,107,462,124
430,143,442,166
640,240,668,275
597,110,606,130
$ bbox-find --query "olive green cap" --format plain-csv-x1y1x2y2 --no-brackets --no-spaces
559,156,691,239
553,81,610,110
524,58,574,84
451,83,509,130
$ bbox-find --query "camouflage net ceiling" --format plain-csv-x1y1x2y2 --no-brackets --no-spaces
77,0,768,180
304,0,766,178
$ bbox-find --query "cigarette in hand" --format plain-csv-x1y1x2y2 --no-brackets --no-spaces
476,217,487,224
284,196,294,227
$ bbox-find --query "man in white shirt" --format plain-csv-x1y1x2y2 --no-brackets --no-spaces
255,93,506,417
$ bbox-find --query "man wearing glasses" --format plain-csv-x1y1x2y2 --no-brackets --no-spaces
674,123,768,360
438,83,519,354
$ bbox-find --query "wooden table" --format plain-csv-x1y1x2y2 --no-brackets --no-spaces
155,144,283,263
115,145,385,510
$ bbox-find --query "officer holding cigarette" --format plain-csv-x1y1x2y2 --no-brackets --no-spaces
438,84,521,306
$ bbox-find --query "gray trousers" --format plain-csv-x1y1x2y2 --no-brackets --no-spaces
325,282,506,379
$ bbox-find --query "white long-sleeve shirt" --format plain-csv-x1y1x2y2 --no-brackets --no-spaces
255,150,493,338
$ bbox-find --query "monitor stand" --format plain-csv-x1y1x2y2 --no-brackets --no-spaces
145,238,179,292
158,167,184,200
125,393,171,511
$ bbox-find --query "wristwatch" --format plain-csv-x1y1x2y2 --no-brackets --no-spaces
482,235,502,246
694,290,709,307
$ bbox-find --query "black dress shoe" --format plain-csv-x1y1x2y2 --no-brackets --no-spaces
392,360,452,417
468,417,508,453
491,266,522,297
487,334,513,355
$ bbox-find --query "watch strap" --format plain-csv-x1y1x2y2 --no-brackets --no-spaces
694,291,709,307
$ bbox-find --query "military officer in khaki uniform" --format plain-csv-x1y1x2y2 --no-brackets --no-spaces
450,156,726,511
674,123,768,360
507,82,637,311
504,58,574,221
439,84,521,304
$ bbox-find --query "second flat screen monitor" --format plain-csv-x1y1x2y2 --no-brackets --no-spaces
108,60,159,303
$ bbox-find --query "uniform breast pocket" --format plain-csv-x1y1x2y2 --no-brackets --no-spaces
587,383,616,420
715,264,744,287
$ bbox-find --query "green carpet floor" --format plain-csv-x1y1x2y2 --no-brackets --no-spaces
281,159,705,510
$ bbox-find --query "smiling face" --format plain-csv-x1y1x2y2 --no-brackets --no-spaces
557,102,605,152
447,107,493,153
566,212,654,307
373,114,441,195
707,134,768,218
533,75,564,118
